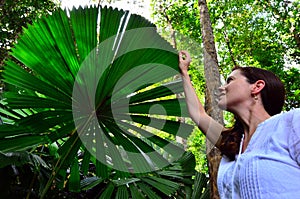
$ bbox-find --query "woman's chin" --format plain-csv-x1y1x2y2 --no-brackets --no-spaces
217,102,227,110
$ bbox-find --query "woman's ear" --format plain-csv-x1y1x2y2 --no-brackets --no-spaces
251,80,265,95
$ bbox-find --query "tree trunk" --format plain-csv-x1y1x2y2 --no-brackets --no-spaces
198,0,223,198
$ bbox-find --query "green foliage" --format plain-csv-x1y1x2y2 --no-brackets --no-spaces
152,0,202,43
187,128,208,173
0,5,199,198
0,149,200,198
0,0,58,67
0,145,58,198
152,0,208,176
191,172,209,199
153,0,300,109
209,0,286,68
281,67,300,110
208,0,300,109
0,151,49,170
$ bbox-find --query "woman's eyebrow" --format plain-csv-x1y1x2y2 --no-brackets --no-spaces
225,76,234,82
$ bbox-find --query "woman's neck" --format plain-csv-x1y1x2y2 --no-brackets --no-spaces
235,107,271,152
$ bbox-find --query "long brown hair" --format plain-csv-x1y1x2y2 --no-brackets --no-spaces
219,66,285,160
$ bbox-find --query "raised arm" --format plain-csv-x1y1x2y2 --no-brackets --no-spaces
179,50,224,146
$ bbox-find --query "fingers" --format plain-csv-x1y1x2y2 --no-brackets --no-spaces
178,50,191,75
179,50,191,62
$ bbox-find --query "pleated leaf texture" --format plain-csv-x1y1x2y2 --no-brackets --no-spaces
1,5,194,197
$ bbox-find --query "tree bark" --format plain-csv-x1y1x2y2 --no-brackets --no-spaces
198,0,223,198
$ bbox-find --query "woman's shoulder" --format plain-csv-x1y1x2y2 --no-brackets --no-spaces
282,108,300,115
279,108,300,123
266,108,300,135
268,108,300,123
256,108,300,133
288,108,300,132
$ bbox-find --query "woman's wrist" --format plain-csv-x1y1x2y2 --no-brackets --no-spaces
180,70,189,78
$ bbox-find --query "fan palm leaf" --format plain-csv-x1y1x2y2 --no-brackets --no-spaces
77,151,199,199
1,5,195,198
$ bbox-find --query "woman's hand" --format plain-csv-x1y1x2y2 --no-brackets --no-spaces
178,50,191,75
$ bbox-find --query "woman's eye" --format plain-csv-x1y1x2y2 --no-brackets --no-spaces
226,77,233,84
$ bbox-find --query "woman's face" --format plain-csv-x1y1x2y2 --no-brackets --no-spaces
217,69,253,112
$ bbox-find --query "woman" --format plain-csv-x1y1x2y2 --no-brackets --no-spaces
179,50,300,198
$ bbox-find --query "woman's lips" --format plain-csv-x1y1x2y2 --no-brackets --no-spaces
217,93,225,101
214,91,225,102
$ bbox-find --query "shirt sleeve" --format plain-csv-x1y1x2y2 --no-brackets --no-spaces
290,109,300,165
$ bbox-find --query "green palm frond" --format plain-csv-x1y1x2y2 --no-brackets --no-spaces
1,5,195,197
0,151,49,170
192,171,210,199
77,151,197,198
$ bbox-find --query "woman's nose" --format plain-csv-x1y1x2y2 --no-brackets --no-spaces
214,86,224,97
218,86,225,91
